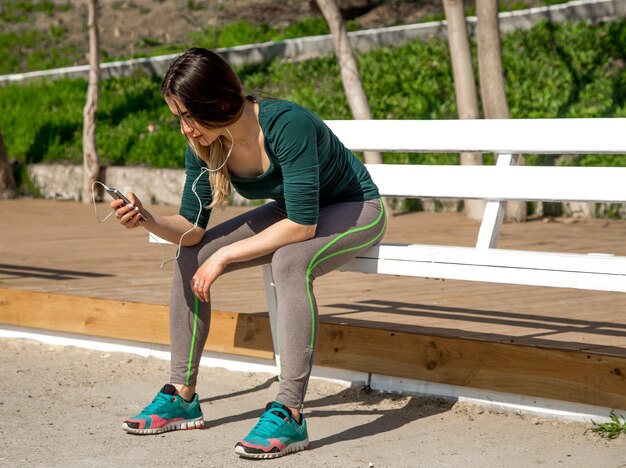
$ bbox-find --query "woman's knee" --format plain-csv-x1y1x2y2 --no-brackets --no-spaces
271,245,310,283
176,235,224,273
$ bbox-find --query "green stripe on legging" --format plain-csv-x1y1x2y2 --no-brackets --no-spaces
305,199,386,347
185,296,200,386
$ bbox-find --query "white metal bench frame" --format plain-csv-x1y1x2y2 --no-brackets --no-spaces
263,118,626,369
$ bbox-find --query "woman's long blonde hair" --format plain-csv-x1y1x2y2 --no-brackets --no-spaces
161,48,253,210
186,134,233,210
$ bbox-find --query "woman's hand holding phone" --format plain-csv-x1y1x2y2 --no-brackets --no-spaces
107,188,145,228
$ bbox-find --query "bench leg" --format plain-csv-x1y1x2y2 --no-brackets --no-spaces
261,264,281,375
476,153,514,249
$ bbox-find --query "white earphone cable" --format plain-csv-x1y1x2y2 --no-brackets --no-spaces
91,180,168,267
161,127,234,267
91,180,116,223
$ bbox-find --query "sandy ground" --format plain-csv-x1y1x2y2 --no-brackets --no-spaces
1,338,625,468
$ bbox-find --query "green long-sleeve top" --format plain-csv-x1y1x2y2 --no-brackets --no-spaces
179,99,380,228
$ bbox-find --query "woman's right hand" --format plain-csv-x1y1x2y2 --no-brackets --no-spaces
111,192,144,229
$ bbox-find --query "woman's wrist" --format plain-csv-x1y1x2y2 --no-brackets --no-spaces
215,246,233,266
136,211,158,232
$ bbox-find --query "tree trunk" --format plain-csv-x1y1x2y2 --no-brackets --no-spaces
315,0,382,166
82,0,101,203
0,130,16,199
443,0,485,220
316,0,393,217
476,0,526,221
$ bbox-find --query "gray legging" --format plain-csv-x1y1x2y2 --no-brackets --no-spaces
169,198,386,408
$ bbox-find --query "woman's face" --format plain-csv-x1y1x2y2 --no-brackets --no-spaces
165,95,222,147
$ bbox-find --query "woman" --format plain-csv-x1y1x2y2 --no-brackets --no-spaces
111,47,386,459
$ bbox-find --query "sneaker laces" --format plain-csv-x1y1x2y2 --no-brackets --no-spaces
251,405,291,437
141,391,174,414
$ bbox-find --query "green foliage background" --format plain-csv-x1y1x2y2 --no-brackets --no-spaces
0,20,624,170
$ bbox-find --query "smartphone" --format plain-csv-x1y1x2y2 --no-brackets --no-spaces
106,187,146,221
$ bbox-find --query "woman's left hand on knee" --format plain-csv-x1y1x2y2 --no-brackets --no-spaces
190,253,228,302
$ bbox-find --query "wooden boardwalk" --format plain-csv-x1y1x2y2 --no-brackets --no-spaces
2,199,626,410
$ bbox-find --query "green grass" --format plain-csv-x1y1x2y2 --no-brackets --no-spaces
0,0,74,73
0,0,67,23
592,411,626,439
0,26,81,75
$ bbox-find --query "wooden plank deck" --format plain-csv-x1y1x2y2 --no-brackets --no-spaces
2,199,626,409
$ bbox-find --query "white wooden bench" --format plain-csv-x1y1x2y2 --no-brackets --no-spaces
260,118,626,368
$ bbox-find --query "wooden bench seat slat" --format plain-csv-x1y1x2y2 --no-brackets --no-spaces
342,244,626,293
351,244,626,275
344,257,626,293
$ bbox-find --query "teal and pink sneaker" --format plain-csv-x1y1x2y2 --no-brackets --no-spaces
122,384,205,435
235,402,309,459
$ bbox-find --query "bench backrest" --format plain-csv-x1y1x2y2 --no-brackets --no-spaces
326,118,626,249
